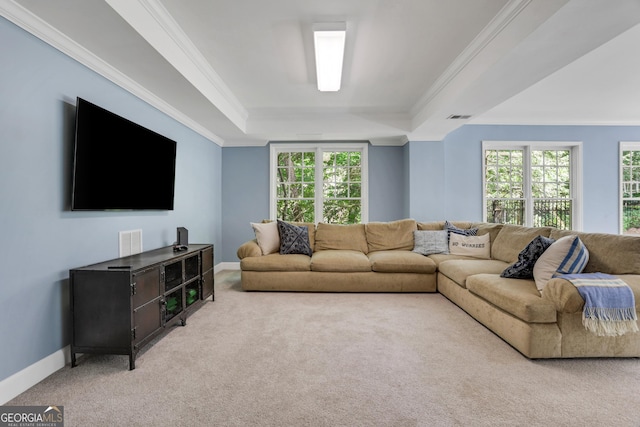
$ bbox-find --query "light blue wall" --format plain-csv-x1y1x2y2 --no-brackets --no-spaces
407,141,445,221
222,146,270,263
0,17,221,381
368,146,407,221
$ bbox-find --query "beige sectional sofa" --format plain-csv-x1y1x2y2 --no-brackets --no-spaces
237,219,640,358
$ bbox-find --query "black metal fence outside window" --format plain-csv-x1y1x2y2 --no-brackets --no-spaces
487,199,572,230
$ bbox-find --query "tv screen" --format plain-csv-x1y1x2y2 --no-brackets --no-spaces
71,98,177,211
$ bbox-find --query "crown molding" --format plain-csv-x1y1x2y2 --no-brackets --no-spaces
368,135,409,146
105,0,249,132
0,0,225,146
410,0,533,123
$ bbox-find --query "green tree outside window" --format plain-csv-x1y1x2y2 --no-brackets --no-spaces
274,146,366,224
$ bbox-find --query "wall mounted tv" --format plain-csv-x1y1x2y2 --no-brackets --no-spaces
71,97,177,211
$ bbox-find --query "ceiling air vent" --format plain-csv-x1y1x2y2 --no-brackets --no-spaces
447,114,472,120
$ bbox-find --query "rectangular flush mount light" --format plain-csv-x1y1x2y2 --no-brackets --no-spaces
313,22,346,92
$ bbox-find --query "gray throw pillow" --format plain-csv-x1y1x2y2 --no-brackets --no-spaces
501,235,555,279
277,220,313,256
413,230,449,255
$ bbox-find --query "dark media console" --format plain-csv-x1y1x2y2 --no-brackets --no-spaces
70,244,214,370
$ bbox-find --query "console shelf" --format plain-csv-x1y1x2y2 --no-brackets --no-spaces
70,244,214,370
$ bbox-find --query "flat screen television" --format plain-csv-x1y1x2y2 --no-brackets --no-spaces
71,97,177,211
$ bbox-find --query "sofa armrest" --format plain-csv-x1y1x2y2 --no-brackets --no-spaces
544,274,640,314
542,278,584,314
237,239,262,259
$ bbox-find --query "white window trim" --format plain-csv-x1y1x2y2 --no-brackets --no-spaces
269,142,369,223
482,141,583,230
619,141,640,234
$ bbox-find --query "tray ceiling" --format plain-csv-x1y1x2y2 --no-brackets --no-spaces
3,0,640,146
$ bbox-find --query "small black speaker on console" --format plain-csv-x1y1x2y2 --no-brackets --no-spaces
174,227,188,251
177,227,189,246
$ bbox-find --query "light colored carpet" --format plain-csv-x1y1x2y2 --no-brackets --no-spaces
8,270,640,426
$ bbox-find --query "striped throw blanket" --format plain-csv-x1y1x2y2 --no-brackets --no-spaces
557,272,638,337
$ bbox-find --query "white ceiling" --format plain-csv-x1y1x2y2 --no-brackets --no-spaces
2,0,640,146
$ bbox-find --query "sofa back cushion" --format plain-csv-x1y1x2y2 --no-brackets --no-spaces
549,229,640,274
471,222,504,244
417,221,473,231
365,219,417,252
491,224,553,263
314,223,368,253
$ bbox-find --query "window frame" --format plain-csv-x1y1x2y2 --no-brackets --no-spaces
269,142,369,223
482,141,583,230
619,141,640,234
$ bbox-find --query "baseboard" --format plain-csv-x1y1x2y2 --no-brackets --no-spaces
1,264,238,404
216,262,239,271
0,346,70,405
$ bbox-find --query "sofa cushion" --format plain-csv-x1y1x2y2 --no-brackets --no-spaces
251,221,280,255
549,229,640,275
367,251,437,274
277,220,313,256
491,224,553,263
449,233,490,259
240,253,311,272
533,235,589,291
466,274,557,323
311,250,371,272
438,259,509,288
543,274,640,314
365,219,417,252
428,253,485,266
314,223,368,253
501,235,555,279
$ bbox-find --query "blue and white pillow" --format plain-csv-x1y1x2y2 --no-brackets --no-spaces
533,235,589,291
445,220,478,237
556,236,589,275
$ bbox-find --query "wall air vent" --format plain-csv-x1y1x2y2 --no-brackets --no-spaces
447,114,472,120
119,229,143,257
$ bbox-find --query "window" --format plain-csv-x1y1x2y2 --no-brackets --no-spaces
483,141,582,230
620,142,640,235
270,143,368,224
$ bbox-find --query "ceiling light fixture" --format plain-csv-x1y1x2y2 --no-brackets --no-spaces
313,22,346,92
